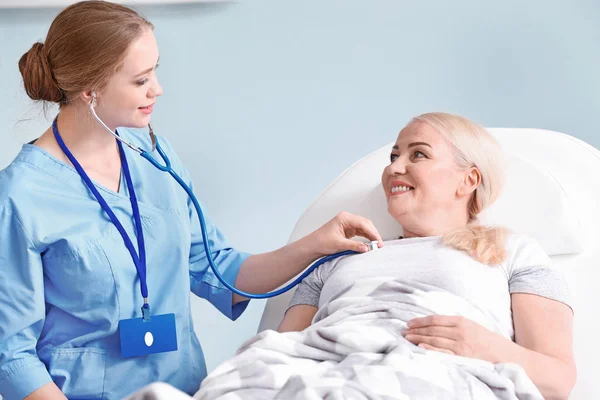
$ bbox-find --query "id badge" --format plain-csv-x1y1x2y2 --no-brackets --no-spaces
119,313,178,358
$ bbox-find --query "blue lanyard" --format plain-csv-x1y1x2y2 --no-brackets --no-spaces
52,118,151,318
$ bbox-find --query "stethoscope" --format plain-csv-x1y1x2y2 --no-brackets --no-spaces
88,94,372,299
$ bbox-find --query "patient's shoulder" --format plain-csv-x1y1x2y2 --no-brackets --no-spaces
503,232,552,271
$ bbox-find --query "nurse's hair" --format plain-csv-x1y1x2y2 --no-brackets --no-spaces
18,0,153,105
411,112,508,265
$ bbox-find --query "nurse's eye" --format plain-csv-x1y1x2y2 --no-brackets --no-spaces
390,153,399,163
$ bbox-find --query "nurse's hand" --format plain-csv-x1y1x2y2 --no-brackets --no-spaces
233,212,383,302
309,212,383,256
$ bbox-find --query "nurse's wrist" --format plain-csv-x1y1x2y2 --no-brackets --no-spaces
288,234,323,264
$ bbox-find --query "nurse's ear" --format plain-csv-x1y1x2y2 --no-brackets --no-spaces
80,90,96,106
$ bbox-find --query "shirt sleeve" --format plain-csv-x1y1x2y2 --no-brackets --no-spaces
156,137,251,321
506,234,573,312
287,272,322,309
286,258,336,311
0,206,53,399
187,191,251,321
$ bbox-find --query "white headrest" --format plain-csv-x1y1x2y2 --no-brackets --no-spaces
478,154,582,255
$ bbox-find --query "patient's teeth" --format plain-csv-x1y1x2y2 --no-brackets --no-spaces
391,185,414,193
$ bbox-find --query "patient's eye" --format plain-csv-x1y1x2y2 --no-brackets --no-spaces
412,150,426,160
390,153,399,163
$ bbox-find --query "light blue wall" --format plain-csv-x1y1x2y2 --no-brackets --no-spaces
1,0,599,375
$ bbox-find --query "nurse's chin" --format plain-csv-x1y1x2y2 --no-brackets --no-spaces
125,118,152,129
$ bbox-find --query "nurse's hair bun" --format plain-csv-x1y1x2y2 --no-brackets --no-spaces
19,42,64,104
17,1,154,107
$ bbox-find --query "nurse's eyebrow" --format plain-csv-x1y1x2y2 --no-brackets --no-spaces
392,142,432,150
134,57,160,77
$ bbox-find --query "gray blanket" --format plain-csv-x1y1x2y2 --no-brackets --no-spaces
194,279,543,400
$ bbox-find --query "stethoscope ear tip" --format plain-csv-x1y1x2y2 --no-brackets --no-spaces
148,122,156,152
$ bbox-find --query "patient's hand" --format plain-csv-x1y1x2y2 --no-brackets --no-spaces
402,315,506,363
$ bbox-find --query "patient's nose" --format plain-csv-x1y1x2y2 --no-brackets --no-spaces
390,157,408,175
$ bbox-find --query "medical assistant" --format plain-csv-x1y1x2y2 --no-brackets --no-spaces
0,128,250,399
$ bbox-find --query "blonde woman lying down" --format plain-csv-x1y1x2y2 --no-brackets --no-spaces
196,113,575,400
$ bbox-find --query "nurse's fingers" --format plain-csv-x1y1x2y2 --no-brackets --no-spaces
339,237,370,253
338,212,383,244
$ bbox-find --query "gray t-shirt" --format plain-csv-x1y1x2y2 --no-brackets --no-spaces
287,233,572,339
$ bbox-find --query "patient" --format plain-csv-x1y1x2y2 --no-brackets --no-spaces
196,113,575,400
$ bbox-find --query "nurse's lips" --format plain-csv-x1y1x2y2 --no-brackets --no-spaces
138,103,154,114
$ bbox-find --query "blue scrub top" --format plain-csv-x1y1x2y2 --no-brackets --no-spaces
0,128,251,400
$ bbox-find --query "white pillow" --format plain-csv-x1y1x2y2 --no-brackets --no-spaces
477,154,583,256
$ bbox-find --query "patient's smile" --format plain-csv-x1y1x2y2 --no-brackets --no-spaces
390,180,414,196
391,185,414,195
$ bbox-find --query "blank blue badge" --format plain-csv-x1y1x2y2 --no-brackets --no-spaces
119,313,178,358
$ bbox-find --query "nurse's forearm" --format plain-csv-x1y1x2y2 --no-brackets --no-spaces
24,382,68,400
233,236,320,304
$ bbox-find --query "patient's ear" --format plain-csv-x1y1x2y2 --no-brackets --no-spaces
457,167,481,198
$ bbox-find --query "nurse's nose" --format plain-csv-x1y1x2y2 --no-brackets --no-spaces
148,77,163,98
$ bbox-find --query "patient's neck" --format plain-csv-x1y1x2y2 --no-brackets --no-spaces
401,212,470,238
